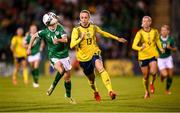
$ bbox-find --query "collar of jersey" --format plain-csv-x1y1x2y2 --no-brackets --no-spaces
80,23,90,28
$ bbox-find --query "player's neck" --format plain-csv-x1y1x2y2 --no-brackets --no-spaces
143,27,151,32
80,22,90,28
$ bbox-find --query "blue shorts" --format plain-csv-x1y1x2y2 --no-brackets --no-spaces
139,57,157,67
15,57,26,63
79,55,102,75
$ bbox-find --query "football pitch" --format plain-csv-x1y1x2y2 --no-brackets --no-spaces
0,75,180,112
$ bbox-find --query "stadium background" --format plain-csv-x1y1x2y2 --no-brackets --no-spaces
0,0,179,76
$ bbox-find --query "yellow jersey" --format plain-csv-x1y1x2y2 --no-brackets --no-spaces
70,23,119,62
11,35,27,58
132,28,163,60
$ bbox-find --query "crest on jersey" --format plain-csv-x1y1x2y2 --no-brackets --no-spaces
55,31,59,35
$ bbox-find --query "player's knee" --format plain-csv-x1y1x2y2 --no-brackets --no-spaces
150,70,157,76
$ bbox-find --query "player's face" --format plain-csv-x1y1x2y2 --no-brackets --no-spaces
142,18,151,28
30,25,37,34
80,12,90,26
16,28,24,36
161,27,169,38
48,23,57,31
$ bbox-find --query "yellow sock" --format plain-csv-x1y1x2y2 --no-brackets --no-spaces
100,70,113,92
88,80,98,92
143,78,149,92
23,68,28,84
12,68,18,80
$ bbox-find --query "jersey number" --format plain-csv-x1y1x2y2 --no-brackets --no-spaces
87,38,92,45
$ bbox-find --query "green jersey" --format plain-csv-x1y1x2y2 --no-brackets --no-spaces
38,24,69,59
26,34,41,55
159,36,175,58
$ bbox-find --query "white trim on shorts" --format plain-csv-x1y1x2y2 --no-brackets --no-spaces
50,57,72,71
28,52,41,62
157,56,174,70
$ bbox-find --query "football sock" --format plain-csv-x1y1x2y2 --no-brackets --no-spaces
52,72,63,88
100,70,113,92
34,68,39,83
151,74,156,84
143,78,149,92
89,82,98,92
166,77,172,90
64,81,71,98
12,68,18,80
23,68,28,84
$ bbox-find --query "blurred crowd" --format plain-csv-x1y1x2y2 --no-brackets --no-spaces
0,0,154,62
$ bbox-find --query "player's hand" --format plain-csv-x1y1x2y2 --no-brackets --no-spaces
166,43,171,49
118,38,127,44
160,49,165,54
27,48,31,55
81,32,86,40
141,43,146,51
53,37,59,44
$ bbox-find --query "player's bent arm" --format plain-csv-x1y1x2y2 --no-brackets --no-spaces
70,28,83,49
27,33,38,54
58,34,68,43
132,32,143,51
155,30,164,53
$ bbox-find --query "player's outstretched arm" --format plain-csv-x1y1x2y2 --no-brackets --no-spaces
27,33,38,55
96,25,127,44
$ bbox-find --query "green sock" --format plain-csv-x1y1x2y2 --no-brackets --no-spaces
32,69,37,83
166,77,172,90
64,81,71,98
52,72,63,88
34,68,39,83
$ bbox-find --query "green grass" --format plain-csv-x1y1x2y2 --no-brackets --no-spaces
0,75,180,112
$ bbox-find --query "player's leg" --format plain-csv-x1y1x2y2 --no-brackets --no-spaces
29,53,41,87
79,61,101,101
157,58,167,82
21,58,28,85
165,56,174,94
95,58,116,100
166,68,173,94
149,58,158,94
32,60,40,87
140,66,150,99
12,59,20,85
47,61,64,96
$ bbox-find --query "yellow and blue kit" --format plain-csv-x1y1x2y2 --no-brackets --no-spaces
132,28,163,61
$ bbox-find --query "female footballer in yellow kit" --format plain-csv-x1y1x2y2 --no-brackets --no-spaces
132,16,164,99
70,10,127,101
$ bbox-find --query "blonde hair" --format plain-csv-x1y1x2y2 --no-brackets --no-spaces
161,24,170,31
80,10,91,18
142,16,152,22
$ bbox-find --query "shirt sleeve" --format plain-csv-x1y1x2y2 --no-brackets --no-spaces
132,31,142,51
95,25,119,40
170,37,175,47
155,29,163,50
11,37,16,46
70,28,82,49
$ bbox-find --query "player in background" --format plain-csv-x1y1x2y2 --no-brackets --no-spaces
157,25,177,94
24,24,45,88
70,10,127,101
11,27,28,85
132,16,164,99
27,12,76,104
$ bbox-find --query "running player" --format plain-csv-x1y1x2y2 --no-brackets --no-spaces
27,12,76,104
11,27,28,85
157,25,177,94
132,16,164,99
25,24,45,88
70,10,127,101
